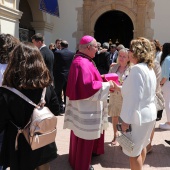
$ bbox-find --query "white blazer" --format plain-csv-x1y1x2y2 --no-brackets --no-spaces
120,63,157,125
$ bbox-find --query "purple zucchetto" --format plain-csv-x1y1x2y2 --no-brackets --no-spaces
79,35,94,45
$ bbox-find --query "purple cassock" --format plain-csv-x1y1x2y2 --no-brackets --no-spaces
66,50,106,170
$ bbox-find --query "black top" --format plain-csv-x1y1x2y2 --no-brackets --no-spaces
53,48,75,80
0,86,59,170
93,51,110,74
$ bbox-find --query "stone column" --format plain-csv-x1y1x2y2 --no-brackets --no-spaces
83,1,92,35
0,3,22,37
31,21,53,33
31,21,54,46
136,0,147,37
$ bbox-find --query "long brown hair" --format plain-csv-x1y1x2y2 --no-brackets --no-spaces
153,39,162,52
0,33,20,64
3,42,52,89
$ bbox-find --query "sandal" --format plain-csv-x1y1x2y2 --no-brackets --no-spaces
111,138,117,145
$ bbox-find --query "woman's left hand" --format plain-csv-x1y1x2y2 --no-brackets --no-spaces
121,121,130,133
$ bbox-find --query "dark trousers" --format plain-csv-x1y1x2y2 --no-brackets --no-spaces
157,110,163,121
56,82,66,105
54,77,67,111
0,132,4,170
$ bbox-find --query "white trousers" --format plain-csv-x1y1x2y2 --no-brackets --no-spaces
162,81,170,122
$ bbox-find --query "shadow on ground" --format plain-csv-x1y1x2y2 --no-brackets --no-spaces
50,143,170,169
91,142,130,169
92,142,170,169
145,144,170,168
50,154,72,170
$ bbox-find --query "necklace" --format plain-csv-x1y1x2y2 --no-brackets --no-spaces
116,65,129,85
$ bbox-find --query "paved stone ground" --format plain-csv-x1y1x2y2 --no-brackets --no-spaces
50,110,170,170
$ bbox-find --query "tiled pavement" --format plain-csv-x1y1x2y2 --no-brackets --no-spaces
50,111,170,170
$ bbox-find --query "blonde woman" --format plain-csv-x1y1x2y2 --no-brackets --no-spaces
108,48,131,145
114,37,156,170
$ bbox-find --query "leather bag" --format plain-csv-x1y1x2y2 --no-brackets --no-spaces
2,86,57,150
116,132,135,153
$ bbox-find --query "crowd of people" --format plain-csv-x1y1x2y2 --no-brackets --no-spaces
0,32,170,170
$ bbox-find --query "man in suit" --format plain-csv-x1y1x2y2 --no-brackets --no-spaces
53,40,75,113
31,33,54,81
55,38,62,51
93,42,110,75
109,44,118,64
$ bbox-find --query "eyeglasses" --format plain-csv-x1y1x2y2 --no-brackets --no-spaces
90,44,98,49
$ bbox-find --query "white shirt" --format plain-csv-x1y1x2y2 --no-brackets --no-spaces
0,64,7,86
155,51,162,63
39,44,46,50
110,50,118,63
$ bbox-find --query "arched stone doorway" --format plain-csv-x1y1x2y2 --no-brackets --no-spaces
94,10,133,48
19,0,35,42
18,0,54,43
82,0,154,45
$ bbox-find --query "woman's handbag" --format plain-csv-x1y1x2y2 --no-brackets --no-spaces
2,86,57,150
116,132,135,153
155,93,165,111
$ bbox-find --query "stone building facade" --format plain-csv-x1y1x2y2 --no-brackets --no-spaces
0,0,169,50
